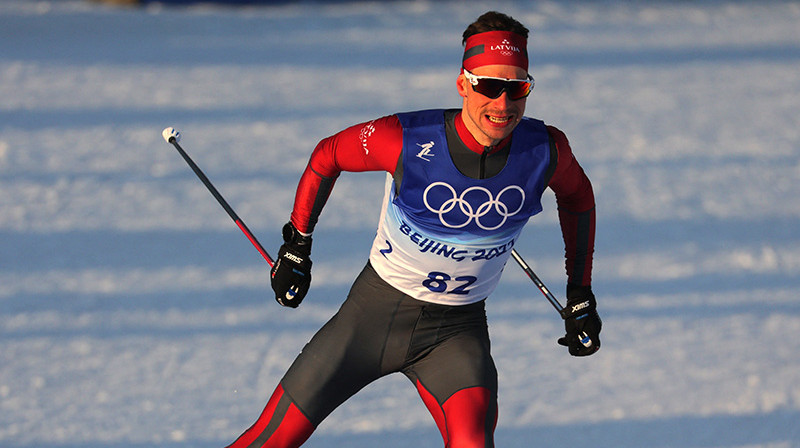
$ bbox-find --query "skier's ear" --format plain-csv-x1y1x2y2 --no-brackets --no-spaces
456,72,469,98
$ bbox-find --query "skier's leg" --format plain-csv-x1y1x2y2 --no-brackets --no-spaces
225,384,314,448
416,382,497,448
405,301,498,448
226,263,410,447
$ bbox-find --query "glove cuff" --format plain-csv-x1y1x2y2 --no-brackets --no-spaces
282,222,312,254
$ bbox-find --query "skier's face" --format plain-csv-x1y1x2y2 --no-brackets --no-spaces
457,64,528,147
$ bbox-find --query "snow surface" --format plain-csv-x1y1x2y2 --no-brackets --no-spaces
2,0,800,447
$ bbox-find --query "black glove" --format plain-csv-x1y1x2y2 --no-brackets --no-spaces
558,283,602,356
270,222,312,308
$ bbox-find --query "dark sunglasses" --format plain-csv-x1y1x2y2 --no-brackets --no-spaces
463,68,534,101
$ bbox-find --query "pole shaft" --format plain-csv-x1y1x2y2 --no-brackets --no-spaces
169,137,275,267
510,248,563,312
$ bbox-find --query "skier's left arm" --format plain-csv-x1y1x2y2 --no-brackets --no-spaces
546,125,601,356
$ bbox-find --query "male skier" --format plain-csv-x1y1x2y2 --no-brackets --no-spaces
226,10,602,448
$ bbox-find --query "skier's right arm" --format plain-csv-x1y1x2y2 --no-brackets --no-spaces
271,115,403,307
290,115,403,234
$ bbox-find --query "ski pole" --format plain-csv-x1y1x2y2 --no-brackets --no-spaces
161,127,275,268
510,248,592,348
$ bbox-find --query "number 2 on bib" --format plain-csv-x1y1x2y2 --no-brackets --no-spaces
422,271,477,295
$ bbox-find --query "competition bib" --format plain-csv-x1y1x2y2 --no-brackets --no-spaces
369,110,551,305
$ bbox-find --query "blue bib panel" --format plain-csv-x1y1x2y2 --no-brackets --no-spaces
369,109,551,305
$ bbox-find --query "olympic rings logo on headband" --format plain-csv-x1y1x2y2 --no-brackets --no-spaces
422,182,525,230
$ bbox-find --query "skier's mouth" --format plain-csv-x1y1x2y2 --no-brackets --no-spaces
486,114,513,126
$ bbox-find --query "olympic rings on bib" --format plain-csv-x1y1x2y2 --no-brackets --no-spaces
422,182,525,230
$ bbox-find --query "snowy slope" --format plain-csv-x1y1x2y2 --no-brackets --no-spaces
1,1,800,447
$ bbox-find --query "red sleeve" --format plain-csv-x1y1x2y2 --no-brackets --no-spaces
290,115,403,234
546,125,596,287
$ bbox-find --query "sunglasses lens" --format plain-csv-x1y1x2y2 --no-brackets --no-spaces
509,81,533,99
473,79,504,98
505,81,531,100
473,79,532,100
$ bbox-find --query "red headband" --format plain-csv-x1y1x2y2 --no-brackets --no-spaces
462,30,528,72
